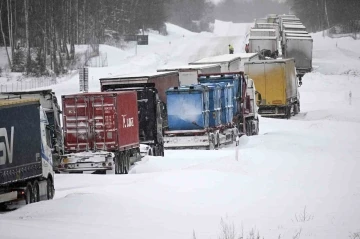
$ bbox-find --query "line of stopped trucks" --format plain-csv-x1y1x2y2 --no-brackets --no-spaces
0,13,311,207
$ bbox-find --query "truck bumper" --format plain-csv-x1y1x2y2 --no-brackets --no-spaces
0,191,18,204
164,135,210,149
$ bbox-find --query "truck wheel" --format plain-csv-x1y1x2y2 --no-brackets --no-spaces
25,182,33,204
216,134,220,149
46,178,55,200
123,151,130,174
32,181,40,203
115,157,120,174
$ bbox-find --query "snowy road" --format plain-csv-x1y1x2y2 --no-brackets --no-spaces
1,20,360,239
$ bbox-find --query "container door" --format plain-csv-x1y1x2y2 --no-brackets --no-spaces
90,95,117,151
63,96,90,152
265,63,285,105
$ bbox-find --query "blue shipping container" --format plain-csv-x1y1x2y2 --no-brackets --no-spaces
198,74,242,116
166,85,209,130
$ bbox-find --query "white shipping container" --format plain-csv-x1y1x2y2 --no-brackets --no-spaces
249,36,278,53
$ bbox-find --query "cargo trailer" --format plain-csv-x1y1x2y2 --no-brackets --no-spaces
189,55,241,73
244,58,300,118
250,29,276,37
164,84,238,150
0,89,63,172
60,92,140,174
284,36,313,75
157,64,221,85
0,98,55,208
249,36,278,53
198,72,259,136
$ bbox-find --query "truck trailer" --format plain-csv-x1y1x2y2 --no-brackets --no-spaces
59,92,140,174
244,58,300,119
189,55,241,73
157,64,221,85
100,71,180,156
0,98,55,208
284,36,313,75
249,36,278,53
164,84,238,150
0,89,63,172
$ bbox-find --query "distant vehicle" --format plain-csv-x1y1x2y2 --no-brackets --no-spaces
100,71,180,156
244,58,300,119
0,89,63,172
0,98,55,208
157,64,221,85
248,36,278,54
189,54,241,73
284,36,313,75
59,92,141,174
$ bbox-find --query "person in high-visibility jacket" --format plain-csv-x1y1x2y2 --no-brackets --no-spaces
228,44,234,54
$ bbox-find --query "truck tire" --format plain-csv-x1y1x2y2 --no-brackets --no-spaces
115,157,120,174
25,182,33,204
123,151,130,174
216,134,220,149
32,180,40,203
46,178,55,200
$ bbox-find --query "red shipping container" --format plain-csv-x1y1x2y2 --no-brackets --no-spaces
62,91,139,153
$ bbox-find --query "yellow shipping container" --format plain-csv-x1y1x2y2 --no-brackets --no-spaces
244,58,300,118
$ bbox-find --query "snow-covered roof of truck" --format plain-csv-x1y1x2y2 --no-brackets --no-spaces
157,64,220,71
190,54,241,64
283,24,306,29
244,58,295,65
285,33,312,38
249,36,277,40
233,53,259,59
100,71,178,80
286,36,313,40
250,28,276,32
283,30,309,34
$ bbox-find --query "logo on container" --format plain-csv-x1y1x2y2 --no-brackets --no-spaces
0,127,14,165
121,115,134,128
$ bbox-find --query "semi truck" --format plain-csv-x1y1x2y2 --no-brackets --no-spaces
59,92,140,174
250,29,276,37
189,55,241,73
157,64,221,85
244,58,300,119
0,98,55,208
99,71,180,156
0,89,63,172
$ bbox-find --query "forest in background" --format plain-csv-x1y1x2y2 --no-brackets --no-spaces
0,0,359,77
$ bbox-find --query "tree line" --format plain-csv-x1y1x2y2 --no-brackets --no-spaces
0,0,168,76
287,0,360,33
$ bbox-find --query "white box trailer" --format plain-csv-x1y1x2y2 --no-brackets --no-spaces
285,33,312,39
278,14,297,19
189,55,241,73
250,29,276,37
255,18,268,24
282,24,307,40
254,23,280,38
233,53,260,71
284,36,313,74
249,36,278,53
157,64,221,85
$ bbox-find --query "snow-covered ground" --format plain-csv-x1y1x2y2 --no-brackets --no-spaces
1,20,360,239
